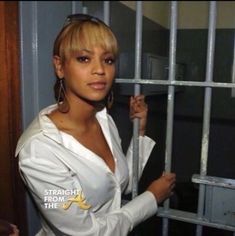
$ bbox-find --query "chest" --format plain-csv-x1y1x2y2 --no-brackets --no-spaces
48,129,129,212
66,123,115,173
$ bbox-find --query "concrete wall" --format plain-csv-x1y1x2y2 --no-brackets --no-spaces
120,1,235,29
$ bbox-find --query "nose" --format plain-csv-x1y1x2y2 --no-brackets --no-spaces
92,59,105,76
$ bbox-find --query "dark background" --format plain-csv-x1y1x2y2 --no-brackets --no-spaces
83,2,235,236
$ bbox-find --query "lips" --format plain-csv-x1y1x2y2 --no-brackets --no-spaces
88,81,107,90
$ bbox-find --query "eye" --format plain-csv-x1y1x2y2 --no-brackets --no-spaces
76,56,90,63
104,57,115,65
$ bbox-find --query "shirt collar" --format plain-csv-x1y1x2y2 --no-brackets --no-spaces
15,104,109,156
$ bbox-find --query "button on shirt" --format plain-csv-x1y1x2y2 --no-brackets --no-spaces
15,104,157,236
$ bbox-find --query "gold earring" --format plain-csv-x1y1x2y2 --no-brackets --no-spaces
107,90,114,109
57,78,69,113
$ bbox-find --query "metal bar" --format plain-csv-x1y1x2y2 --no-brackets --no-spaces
134,2,142,83
132,1,142,199
82,6,88,14
157,208,235,232
71,1,76,14
231,33,235,97
115,78,235,88
192,174,235,189
103,1,110,25
162,2,178,236
71,1,83,14
196,2,217,236
32,1,39,116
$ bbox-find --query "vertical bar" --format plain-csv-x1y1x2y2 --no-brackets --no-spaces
82,6,88,14
71,1,83,14
196,2,217,236
32,1,39,115
71,1,76,14
132,1,142,199
162,2,178,236
231,33,235,97
103,1,110,25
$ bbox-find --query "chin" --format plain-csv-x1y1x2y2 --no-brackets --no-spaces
81,95,106,107
90,93,108,102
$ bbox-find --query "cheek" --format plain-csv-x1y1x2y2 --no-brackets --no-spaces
64,68,87,86
107,67,116,81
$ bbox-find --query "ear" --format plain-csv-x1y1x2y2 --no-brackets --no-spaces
53,56,64,78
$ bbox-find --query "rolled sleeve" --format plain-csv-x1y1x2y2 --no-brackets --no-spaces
125,136,156,193
122,191,158,230
126,136,156,174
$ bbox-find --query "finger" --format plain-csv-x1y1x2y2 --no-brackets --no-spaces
130,96,134,103
135,96,146,104
130,111,147,119
133,103,148,113
134,94,145,101
129,97,135,116
129,96,134,107
165,177,176,186
171,183,176,189
132,96,146,108
165,173,176,180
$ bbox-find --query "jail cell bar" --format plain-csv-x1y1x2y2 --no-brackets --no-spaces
112,1,235,236
102,0,142,200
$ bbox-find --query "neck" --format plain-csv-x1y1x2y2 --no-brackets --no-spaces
62,95,104,128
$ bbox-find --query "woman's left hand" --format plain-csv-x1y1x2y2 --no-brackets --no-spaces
129,95,148,136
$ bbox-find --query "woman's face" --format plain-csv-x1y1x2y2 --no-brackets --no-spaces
54,46,116,104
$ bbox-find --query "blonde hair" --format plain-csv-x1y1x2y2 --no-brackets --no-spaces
53,20,119,63
53,17,118,112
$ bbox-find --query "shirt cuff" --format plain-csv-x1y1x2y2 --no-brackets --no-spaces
139,135,156,169
122,191,158,230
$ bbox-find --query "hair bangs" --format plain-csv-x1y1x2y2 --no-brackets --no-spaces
61,22,118,60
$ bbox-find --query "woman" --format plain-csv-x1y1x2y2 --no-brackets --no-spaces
15,14,176,236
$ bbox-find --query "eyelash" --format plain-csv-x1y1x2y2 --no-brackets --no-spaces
76,56,115,65
104,57,115,65
76,56,89,63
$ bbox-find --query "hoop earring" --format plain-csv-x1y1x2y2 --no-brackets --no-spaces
107,90,114,109
57,78,69,113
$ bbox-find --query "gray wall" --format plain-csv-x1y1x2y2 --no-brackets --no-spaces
174,29,235,180
19,2,82,235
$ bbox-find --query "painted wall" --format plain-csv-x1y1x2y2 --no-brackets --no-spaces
19,2,82,235
120,1,235,29
120,1,169,28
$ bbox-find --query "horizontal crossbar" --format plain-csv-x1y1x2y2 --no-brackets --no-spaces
115,78,235,88
157,208,235,232
192,174,235,190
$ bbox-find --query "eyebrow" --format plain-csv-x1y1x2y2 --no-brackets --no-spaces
78,49,114,56
79,49,93,54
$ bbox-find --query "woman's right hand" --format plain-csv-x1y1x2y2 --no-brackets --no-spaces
147,172,176,203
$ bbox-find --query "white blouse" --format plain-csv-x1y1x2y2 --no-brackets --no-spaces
15,104,157,236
